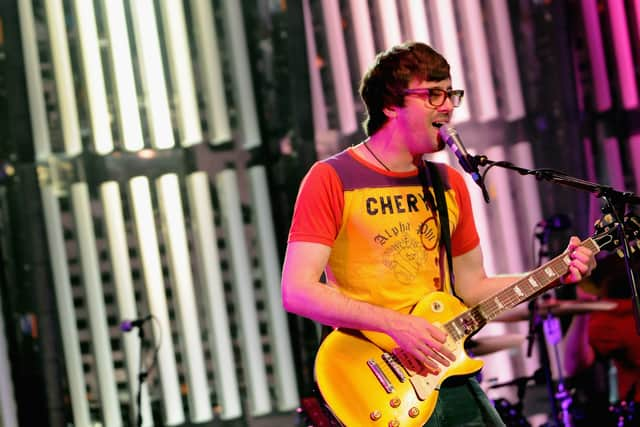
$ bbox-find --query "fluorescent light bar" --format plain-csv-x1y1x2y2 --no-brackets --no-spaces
606,0,639,109
40,187,91,426
158,1,202,147
630,134,640,193
248,166,299,411
189,0,232,145
18,0,52,160
429,0,470,123
70,183,122,426
485,145,525,273
185,172,242,420
603,137,625,189
302,0,329,134
220,2,262,148
582,138,603,237
43,0,82,155
321,0,358,134
71,0,114,154
486,0,526,121
100,182,153,426
511,142,543,266
347,0,376,76
458,0,498,123
101,0,145,152
216,169,271,416
398,0,431,43
128,177,184,425
580,0,611,112
155,174,212,422
374,0,402,49
129,0,175,150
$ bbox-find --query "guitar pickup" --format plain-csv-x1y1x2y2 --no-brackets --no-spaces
366,359,394,393
382,352,406,382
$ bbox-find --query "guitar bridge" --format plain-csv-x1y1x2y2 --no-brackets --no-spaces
382,352,406,382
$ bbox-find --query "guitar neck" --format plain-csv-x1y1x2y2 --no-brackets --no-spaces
443,238,601,341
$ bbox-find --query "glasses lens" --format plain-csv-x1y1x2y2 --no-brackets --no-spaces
449,90,464,107
428,88,446,107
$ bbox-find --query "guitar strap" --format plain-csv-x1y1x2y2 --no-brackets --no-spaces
419,160,458,299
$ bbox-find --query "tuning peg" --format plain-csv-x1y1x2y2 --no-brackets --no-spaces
617,249,624,258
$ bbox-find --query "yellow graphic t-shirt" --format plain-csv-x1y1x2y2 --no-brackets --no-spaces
288,147,479,313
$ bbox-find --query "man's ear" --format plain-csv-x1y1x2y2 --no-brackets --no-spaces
383,106,397,118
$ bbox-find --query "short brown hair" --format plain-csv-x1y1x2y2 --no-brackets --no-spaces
359,42,450,136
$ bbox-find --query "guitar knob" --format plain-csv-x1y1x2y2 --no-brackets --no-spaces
389,398,401,408
370,410,382,421
388,419,400,427
408,407,420,418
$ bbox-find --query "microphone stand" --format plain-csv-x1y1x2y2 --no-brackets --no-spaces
136,324,148,427
472,155,640,335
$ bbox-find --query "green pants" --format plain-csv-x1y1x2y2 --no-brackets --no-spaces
424,377,505,427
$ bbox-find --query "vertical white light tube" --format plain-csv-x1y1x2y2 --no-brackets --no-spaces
374,0,402,49
17,0,50,159
486,0,526,121
159,0,202,146
302,0,329,135
348,0,376,76
185,172,242,420
247,166,299,411
603,137,625,189
155,174,212,422
0,289,18,427
606,0,638,110
216,170,271,416
102,0,145,152
190,0,232,145
100,182,154,427
71,0,114,155
629,134,640,192
458,0,499,123
129,0,175,150
70,183,122,427
485,145,526,273
221,2,262,148
321,0,358,135
581,0,612,112
40,187,92,426
511,142,544,267
43,0,82,155
429,0,470,123
18,1,90,424
398,0,431,43
129,177,184,426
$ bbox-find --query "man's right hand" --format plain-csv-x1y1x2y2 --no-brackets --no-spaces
386,313,457,371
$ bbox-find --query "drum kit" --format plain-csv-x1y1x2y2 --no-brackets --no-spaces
469,298,631,427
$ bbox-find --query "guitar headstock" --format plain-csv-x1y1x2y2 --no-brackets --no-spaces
593,213,640,256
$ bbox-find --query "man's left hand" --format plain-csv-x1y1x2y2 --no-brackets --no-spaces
560,236,597,284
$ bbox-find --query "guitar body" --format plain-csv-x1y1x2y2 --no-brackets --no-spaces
315,291,484,426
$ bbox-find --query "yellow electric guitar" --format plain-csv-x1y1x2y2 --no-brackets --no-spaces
315,214,639,426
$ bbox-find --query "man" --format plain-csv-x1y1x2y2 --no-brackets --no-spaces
281,42,596,426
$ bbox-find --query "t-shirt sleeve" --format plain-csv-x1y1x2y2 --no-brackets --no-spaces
287,162,344,246
448,167,480,256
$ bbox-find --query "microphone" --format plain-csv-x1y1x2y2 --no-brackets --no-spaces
120,315,152,332
438,124,489,203
536,214,571,230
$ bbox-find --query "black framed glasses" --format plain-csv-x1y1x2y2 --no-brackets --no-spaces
403,88,464,108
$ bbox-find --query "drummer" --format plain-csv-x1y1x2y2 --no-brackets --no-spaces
563,253,640,412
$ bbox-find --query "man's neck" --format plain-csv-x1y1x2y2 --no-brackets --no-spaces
366,130,417,172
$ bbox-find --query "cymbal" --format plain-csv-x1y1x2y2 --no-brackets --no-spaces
493,300,618,322
466,334,526,356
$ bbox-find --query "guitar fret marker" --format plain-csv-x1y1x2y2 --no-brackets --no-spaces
528,277,539,288
563,255,571,265
544,267,554,277
514,286,524,298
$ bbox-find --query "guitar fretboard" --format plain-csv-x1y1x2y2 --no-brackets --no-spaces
443,238,600,341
